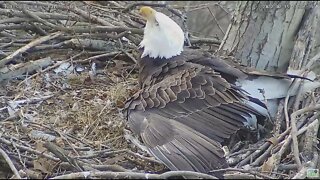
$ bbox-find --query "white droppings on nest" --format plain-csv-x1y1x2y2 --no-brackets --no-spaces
83,172,91,178
222,146,230,156
54,62,74,76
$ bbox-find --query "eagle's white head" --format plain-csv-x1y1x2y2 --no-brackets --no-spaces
139,6,184,59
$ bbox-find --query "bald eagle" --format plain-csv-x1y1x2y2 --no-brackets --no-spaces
124,6,320,175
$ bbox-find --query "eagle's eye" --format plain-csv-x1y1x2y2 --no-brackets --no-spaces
155,20,159,26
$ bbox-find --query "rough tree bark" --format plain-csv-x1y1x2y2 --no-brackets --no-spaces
218,1,319,73
218,1,320,174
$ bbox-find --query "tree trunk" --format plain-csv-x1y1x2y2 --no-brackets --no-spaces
218,1,316,73
218,1,320,170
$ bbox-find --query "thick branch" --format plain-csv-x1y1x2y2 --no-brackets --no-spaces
0,147,21,179
50,170,218,179
0,32,62,68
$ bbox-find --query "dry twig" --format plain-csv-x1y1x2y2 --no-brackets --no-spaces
211,167,274,179
0,147,22,179
0,32,62,68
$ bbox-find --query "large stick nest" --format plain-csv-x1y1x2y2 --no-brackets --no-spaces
0,1,319,179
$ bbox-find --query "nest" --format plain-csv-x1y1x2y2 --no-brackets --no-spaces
0,1,319,179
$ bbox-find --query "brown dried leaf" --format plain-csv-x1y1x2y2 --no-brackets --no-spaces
116,99,125,108
83,75,94,85
33,158,55,174
111,60,128,73
55,137,65,147
46,99,54,105
23,169,43,179
63,95,73,105
261,154,276,173
35,141,47,153
104,154,126,164
266,137,278,145
82,91,95,100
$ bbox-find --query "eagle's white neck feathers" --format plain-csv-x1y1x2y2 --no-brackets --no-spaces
139,9,184,59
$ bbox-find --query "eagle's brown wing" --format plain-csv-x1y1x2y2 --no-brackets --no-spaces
124,51,264,173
